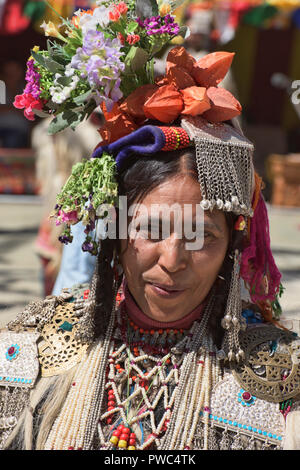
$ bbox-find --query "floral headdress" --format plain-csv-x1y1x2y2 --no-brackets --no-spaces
14,0,282,328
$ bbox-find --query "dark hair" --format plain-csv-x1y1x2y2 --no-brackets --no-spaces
94,148,242,346
117,148,197,205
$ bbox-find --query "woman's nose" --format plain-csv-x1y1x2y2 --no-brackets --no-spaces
157,235,188,273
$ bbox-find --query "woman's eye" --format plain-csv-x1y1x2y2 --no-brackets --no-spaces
204,231,216,240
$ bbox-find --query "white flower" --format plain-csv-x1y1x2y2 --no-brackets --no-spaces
50,74,80,104
65,63,75,77
78,6,111,34
51,90,68,104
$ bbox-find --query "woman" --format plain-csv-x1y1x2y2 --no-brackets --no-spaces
1,115,300,450
3,1,300,450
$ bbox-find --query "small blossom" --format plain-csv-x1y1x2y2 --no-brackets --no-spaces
13,93,44,121
24,58,41,99
40,21,64,40
126,34,140,45
71,9,94,28
109,2,128,21
76,6,111,34
70,30,124,110
118,32,126,45
60,210,79,224
82,237,98,255
116,2,128,15
58,233,73,245
109,9,121,22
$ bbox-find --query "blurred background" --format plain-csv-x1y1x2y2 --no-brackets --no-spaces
0,0,299,332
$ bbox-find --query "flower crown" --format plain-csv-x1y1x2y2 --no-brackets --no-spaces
14,0,242,256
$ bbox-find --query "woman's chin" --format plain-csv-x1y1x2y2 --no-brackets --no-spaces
144,286,190,322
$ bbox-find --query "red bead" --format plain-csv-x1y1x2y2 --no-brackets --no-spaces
68,446,74,450
122,427,130,434
7,347,15,356
242,391,252,402
108,406,114,411
108,400,115,407
120,434,129,441
129,432,136,439
113,430,121,437
129,438,136,446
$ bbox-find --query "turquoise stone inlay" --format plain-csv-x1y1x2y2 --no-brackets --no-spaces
199,411,282,442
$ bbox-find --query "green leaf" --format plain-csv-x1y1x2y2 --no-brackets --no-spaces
31,50,64,74
73,90,92,105
124,47,149,73
127,21,139,33
48,110,82,135
56,76,73,87
31,50,47,68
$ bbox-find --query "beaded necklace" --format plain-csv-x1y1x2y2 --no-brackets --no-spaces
44,289,222,450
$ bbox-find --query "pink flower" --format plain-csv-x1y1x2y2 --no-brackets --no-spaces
14,93,44,121
109,9,120,22
117,2,128,15
60,210,79,224
109,2,128,21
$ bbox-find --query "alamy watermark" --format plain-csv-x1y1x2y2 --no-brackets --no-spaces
291,80,300,105
0,80,5,104
96,196,205,251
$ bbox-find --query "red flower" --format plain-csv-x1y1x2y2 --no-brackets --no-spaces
14,93,44,121
126,34,140,45
109,2,128,21
118,32,126,45
116,2,128,15
109,9,120,22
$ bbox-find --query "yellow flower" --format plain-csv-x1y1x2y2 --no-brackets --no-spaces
40,20,67,42
159,2,172,16
28,45,40,61
40,20,61,38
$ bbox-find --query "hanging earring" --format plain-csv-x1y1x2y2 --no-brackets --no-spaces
74,255,100,344
220,249,245,362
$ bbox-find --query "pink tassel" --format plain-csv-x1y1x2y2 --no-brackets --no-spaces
240,193,281,303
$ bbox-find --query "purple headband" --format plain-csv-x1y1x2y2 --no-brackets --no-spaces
91,125,166,171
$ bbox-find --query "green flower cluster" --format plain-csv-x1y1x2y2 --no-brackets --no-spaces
53,154,118,254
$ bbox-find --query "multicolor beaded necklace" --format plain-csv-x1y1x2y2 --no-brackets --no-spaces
98,290,217,451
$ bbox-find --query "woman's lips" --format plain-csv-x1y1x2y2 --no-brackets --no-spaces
148,282,186,298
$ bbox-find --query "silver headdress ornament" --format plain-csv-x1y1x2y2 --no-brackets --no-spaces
181,115,255,218
181,116,256,363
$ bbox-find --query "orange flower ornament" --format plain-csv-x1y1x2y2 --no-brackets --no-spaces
98,47,242,145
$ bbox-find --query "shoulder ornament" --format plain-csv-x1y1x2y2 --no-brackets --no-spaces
38,297,90,378
232,324,300,403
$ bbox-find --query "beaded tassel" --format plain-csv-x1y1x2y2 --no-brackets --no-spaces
220,249,245,362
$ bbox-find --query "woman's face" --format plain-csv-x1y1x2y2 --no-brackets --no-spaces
120,174,230,322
